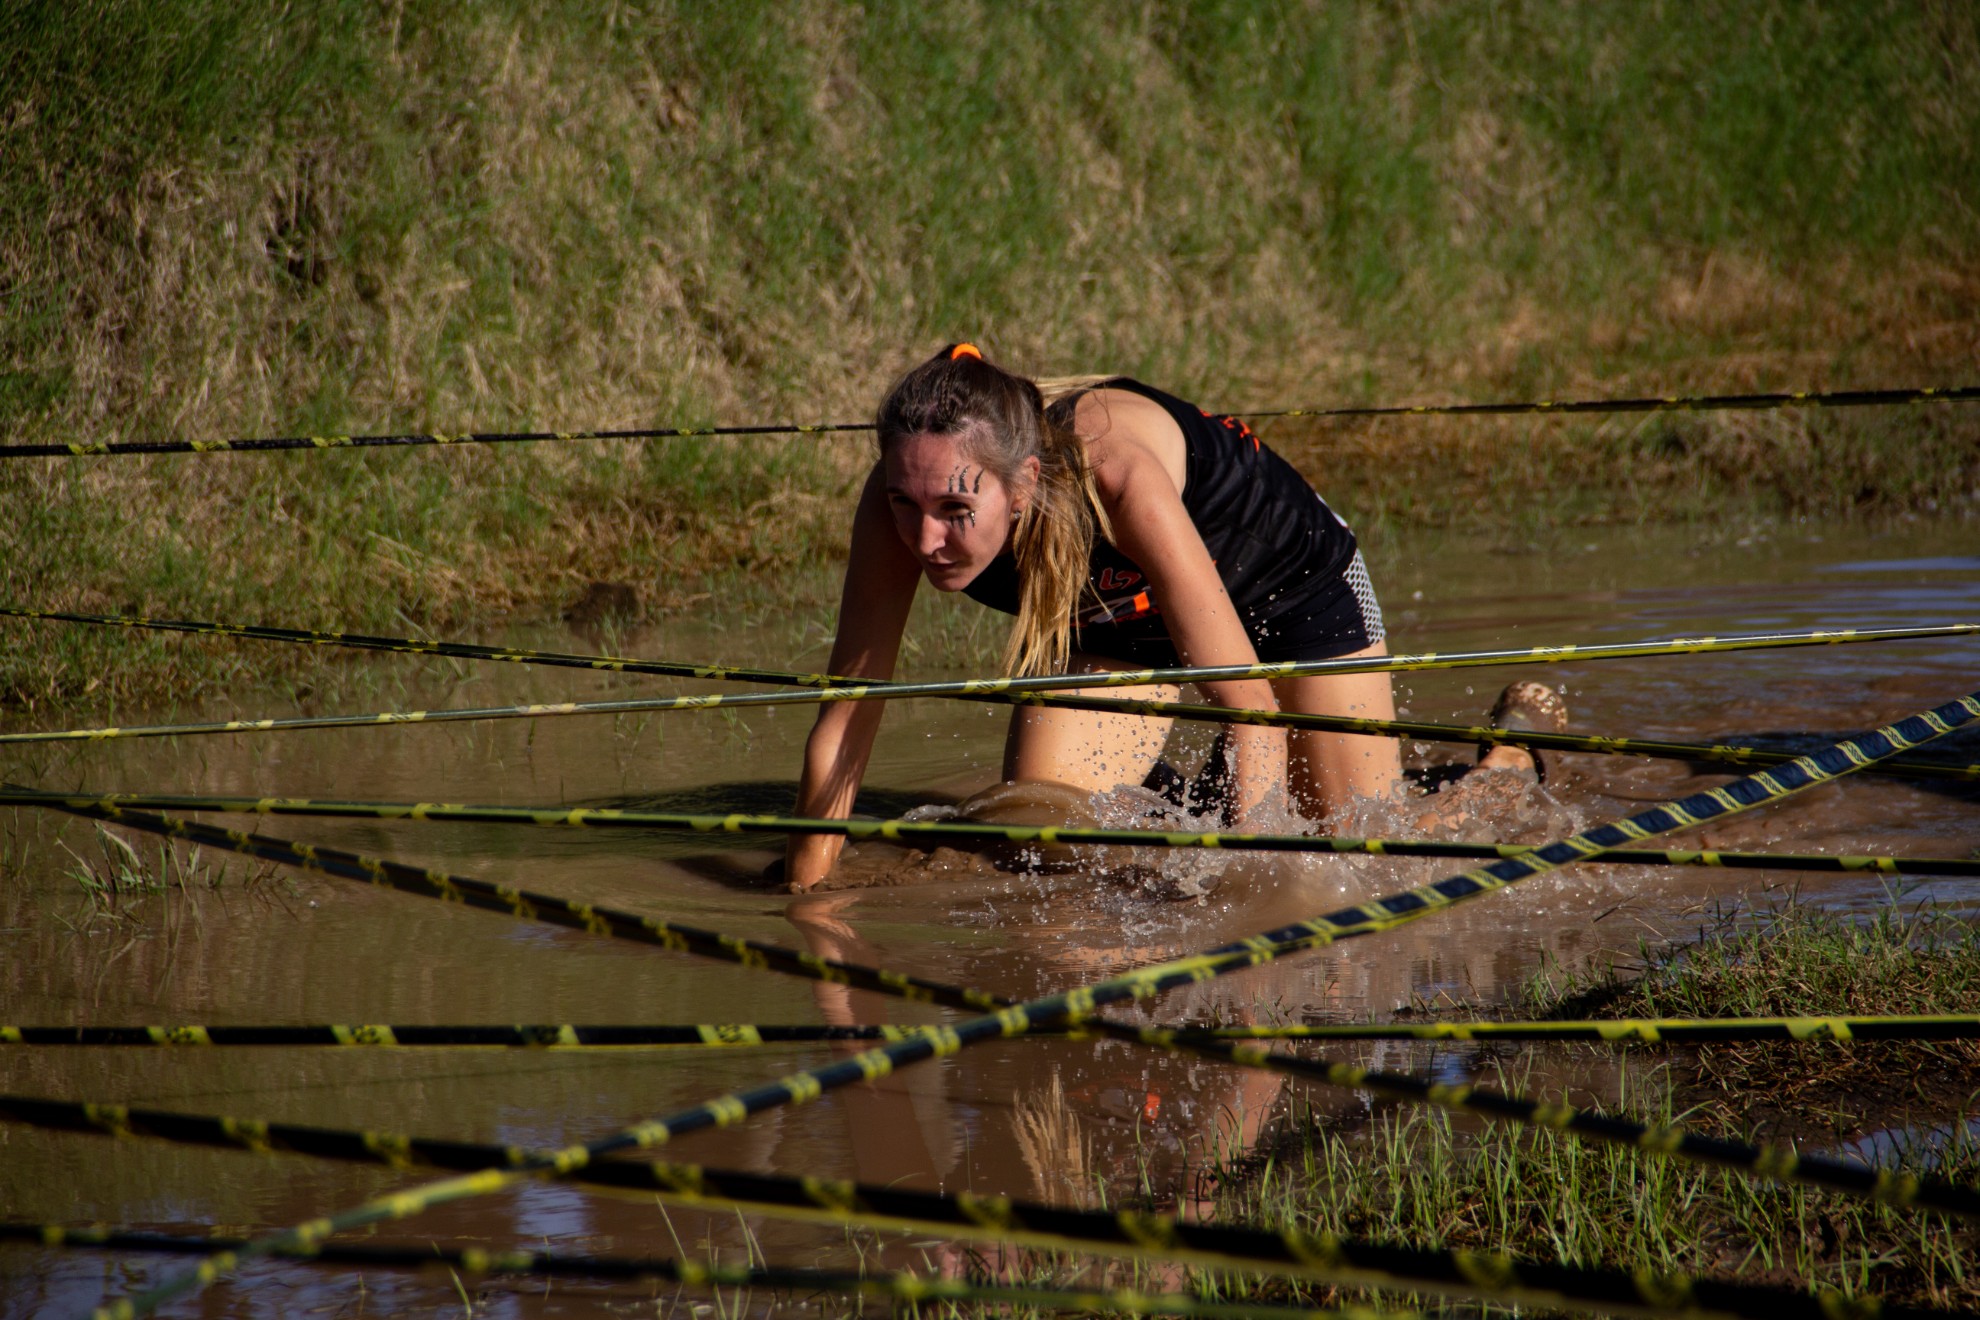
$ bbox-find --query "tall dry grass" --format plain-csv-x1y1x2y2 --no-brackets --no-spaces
3,1,1978,703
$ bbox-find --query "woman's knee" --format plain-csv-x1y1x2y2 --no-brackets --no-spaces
1001,660,1178,788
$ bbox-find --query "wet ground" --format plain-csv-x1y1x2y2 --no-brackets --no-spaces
1,518,1975,1316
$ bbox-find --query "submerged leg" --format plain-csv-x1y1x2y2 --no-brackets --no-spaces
1272,640,1406,821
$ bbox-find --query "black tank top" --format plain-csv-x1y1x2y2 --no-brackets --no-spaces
960,378,1359,664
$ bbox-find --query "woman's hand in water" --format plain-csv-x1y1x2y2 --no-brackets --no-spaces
783,834,843,892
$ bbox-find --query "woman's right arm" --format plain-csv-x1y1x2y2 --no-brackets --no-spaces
785,465,923,891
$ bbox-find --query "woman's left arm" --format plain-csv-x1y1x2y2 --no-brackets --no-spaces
1091,438,1288,818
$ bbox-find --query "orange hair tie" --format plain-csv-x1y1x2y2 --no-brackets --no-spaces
950,343,983,361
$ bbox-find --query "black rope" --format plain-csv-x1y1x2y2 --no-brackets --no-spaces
4,385,1972,458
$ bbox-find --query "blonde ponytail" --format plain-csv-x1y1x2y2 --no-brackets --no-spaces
1034,374,1116,408
1007,416,1111,676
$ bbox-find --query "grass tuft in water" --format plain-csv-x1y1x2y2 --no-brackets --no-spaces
1527,895,1980,1142
57,823,278,925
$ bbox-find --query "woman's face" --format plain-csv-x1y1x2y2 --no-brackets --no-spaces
882,431,1036,591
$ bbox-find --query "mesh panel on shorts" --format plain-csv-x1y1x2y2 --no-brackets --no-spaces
1344,549,1386,644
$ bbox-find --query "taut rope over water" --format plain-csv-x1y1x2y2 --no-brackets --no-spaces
12,1013,1980,1048
9,685,1976,785
12,786,1980,866
8,605,1975,694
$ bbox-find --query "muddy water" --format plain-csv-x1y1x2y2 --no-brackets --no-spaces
2,520,1975,1316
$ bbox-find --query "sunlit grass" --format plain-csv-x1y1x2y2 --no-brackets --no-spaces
4,0,1978,706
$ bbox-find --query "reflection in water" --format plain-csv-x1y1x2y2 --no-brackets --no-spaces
2,521,1977,1314
1832,1114,1980,1171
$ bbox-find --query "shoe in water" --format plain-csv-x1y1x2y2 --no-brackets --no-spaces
1483,680,1569,782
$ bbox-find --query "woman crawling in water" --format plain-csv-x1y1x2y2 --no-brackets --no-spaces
785,343,1562,892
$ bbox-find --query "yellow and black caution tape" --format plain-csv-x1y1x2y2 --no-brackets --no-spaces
19,692,1980,1242
0,1110,1929,1320
0,1023,921,1047
982,691,1980,783
9,606,1976,701
9,681,1976,788
19,791,1980,1232
12,786,1980,874
11,1013,1980,1049
88,686,1980,1317
32,791,1980,1239
20,1220,1433,1320
4,384,1975,458
18,686,1980,1141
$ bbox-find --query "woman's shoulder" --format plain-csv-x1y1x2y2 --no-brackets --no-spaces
1061,377,1215,445
1064,381,1191,497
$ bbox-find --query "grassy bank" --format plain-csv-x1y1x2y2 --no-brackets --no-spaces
4,1,1979,706
1175,902,1980,1314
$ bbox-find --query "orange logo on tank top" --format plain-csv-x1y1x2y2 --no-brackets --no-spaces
1201,409,1260,451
